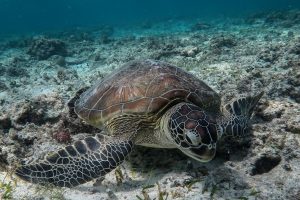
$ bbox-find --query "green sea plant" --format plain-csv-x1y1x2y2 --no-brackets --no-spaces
0,181,13,199
114,167,124,185
0,169,16,200
209,184,219,199
157,182,168,200
249,188,261,196
184,177,203,191
137,182,169,200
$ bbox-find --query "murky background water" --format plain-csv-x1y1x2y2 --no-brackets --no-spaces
1,0,300,35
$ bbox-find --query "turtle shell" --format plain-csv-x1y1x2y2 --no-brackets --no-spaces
75,60,221,128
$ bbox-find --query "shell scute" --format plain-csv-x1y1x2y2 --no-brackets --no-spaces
75,60,220,129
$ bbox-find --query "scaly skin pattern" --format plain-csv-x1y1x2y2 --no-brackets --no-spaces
15,134,133,187
167,103,219,162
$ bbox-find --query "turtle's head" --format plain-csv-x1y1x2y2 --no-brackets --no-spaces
164,103,220,162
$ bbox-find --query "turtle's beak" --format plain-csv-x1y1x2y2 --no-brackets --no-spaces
181,147,216,162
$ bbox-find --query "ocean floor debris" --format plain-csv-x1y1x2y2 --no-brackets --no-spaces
27,38,67,60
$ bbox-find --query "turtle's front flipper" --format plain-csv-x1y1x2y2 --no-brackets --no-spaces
221,92,264,137
15,134,133,187
224,91,264,118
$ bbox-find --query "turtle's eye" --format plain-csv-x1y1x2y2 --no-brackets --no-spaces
185,130,201,146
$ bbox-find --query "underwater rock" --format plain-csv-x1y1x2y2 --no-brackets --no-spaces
0,142,19,168
282,59,300,70
265,10,300,27
11,100,39,125
144,36,181,51
289,43,300,55
89,51,106,62
145,37,181,59
247,10,300,28
282,137,300,161
152,50,178,59
210,35,237,48
256,101,284,122
0,115,12,132
9,56,29,66
145,36,164,50
6,67,28,77
58,114,99,137
180,46,199,57
10,94,63,126
45,90,101,136
14,129,37,146
204,167,250,198
55,68,79,84
209,35,237,54
286,69,300,103
27,38,67,60
0,81,8,92
56,68,67,81
286,118,300,134
288,89,300,103
287,31,294,38
258,48,280,63
4,57,29,77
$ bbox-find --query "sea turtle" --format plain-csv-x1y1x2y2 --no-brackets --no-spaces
15,59,263,187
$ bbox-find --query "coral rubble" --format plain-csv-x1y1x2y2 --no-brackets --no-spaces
27,38,67,60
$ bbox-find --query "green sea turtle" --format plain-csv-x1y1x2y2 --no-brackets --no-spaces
15,59,263,187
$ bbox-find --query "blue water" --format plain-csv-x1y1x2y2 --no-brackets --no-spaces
1,0,300,35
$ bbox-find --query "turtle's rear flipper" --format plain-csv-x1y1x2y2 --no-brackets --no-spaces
15,134,133,187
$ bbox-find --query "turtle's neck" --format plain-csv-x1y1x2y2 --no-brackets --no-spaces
157,104,184,148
